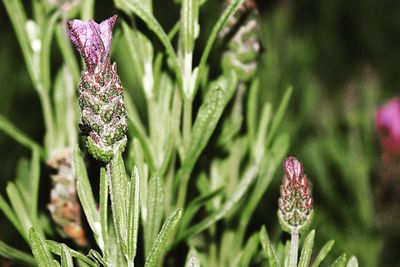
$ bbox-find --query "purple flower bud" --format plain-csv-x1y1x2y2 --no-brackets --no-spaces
278,156,313,230
67,15,116,73
376,97,400,156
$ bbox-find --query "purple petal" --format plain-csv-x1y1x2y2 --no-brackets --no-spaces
98,15,117,59
284,156,303,181
67,15,117,72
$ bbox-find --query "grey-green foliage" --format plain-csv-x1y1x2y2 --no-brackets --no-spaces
0,0,367,266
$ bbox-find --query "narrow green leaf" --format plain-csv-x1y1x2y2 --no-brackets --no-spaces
179,187,224,231
145,208,183,267
246,79,259,141
240,233,259,267
30,147,40,220
88,249,107,266
0,241,36,266
298,230,315,267
0,115,44,157
29,228,53,267
176,162,259,244
109,152,129,247
74,147,101,245
145,175,164,256
2,0,33,80
115,0,183,92
259,226,279,267
7,183,32,236
55,25,80,82
195,0,245,94
61,244,74,267
40,11,60,91
0,194,26,241
179,0,199,55
311,240,335,267
346,256,358,267
253,102,272,161
127,166,141,261
176,74,236,206
331,253,348,267
265,85,293,146
99,167,108,255
125,93,156,171
46,240,98,267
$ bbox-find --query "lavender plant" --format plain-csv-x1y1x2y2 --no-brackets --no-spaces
0,0,367,266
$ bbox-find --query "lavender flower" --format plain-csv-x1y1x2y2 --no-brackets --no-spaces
376,97,400,156
67,15,127,162
278,156,313,232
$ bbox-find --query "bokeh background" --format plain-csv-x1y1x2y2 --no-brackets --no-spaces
1,0,399,266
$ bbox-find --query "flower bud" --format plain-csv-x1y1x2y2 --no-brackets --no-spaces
219,0,263,82
278,156,313,232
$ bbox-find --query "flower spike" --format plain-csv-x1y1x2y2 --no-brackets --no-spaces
68,15,127,162
278,156,313,232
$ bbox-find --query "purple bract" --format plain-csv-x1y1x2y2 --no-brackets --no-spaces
67,15,117,73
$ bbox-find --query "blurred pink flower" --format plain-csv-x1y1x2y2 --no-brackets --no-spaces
376,97,400,156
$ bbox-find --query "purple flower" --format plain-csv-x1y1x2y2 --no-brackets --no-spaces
67,15,117,73
376,97,400,156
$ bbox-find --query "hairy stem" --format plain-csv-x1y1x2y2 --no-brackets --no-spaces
290,226,299,267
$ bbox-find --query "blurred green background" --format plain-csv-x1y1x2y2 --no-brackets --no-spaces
1,0,399,266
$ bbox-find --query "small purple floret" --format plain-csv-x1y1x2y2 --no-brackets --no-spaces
67,15,117,73
376,97,400,156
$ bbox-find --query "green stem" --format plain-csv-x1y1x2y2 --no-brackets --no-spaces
183,97,192,154
290,227,299,267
